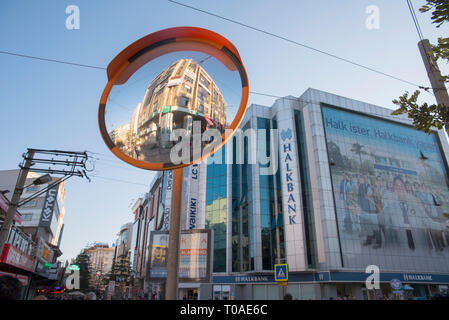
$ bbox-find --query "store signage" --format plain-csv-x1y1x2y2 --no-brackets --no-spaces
187,164,199,230
39,186,58,227
167,78,182,87
278,119,306,271
390,279,402,290
403,274,433,282
162,105,172,114
280,129,297,225
158,171,173,231
148,230,211,282
0,244,35,272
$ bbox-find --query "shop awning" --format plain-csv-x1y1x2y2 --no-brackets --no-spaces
401,285,414,291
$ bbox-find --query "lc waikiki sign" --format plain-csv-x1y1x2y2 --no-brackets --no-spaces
279,124,307,271
183,161,207,230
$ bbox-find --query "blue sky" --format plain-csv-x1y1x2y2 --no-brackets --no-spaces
1,0,448,262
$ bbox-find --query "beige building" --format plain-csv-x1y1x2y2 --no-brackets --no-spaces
110,123,131,151
126,59,227,161
86,243,115,289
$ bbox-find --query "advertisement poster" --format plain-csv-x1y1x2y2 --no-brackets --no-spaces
147,230,211,282
148,233,169,278
179,232,209,279
322,105,449,272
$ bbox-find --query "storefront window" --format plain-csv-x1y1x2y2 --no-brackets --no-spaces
206,146,227,272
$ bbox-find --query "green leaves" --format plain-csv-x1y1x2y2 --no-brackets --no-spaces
392,90,448,134
392,1,449,134
420,0,449,28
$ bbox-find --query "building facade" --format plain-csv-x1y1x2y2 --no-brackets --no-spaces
109,58,228,164
0,169,66,298
135,88,449,300
86,243,115,292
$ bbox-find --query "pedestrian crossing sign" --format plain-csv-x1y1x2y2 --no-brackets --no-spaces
274,264,288,281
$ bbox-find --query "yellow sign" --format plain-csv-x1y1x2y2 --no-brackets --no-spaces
42,246,51,261
277,281,288,287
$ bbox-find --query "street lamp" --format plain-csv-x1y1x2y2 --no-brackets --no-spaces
26,174,52,187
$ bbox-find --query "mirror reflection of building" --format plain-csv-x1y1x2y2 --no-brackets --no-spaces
110,58,228,163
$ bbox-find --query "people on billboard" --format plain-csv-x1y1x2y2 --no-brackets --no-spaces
332,157,449,252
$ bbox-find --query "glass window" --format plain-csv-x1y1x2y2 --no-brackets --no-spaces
180,96,189,108
21,214,33,221
199,74,210,88
21,200,37,208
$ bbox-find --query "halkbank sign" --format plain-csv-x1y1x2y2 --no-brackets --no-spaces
278,113,306,271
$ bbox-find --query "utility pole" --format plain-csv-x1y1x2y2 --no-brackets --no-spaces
0,150,35,260
165,168,183,300
418,39,449,108
0,148,90,257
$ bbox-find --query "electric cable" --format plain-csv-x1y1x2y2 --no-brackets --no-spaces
166,0,430,90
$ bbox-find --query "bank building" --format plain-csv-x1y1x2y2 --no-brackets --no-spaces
132,88,449,300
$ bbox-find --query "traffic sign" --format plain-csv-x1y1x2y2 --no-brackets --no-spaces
275,264,288,281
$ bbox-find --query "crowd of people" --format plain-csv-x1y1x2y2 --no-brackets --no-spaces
0,275,100,300
338,172,449,251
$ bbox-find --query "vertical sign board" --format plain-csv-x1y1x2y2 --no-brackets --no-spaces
148,232,169,278
185,161,207,230
39,186,59,227
179,231,209,279
157,171,173,231
147,230,211,282
277,105,307,271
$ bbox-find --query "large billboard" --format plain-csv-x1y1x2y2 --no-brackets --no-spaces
147,229,212,282
322,105,449,273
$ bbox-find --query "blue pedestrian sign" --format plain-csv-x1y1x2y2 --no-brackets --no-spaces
275,264,288,281
390,278,402,290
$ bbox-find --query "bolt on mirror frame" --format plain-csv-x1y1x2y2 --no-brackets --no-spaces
98,26,249,171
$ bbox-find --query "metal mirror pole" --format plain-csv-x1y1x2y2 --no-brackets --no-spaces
165,167,183,300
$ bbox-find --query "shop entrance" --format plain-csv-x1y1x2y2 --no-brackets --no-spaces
179,288,198,300
213,285,231,300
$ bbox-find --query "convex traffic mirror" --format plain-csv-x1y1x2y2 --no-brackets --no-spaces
99,27,249,170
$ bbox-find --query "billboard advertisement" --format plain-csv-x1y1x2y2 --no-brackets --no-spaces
322,105,449,273
148,232,169,278
147,229,211,282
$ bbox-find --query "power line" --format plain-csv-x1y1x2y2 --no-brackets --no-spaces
406,0,424,41
0,50,106,70
166,0,429,90
89,173,150,187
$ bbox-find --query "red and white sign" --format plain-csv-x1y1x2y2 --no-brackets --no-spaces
0,244,35,272
0,271,29,286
